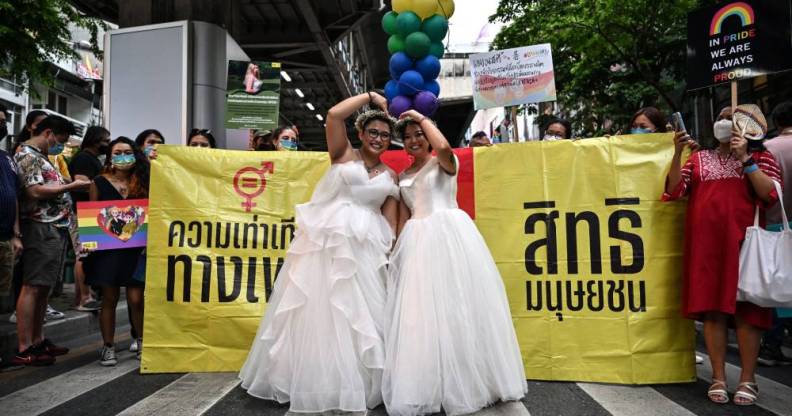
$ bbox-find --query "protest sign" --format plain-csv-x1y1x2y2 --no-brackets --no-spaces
687,0,792,90
142,139,694,384
225,61,281,130
470,44,556,110
77,199,148,251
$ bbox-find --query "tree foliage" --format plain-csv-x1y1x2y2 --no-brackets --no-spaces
491,0,718,135
0,0,105,91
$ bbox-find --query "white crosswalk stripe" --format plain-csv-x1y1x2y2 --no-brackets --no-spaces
576,383,697,416
0,352,139,416
116,372,241,416
697,352,792,416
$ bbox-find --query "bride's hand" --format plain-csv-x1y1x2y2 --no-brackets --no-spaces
399,109,426,122
369,92,388,113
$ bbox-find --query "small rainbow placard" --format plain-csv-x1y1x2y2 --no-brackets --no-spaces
710,2,755,36
77,199,148,251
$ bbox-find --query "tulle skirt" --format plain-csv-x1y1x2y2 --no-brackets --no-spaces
383,209,527,416
239,200,393,413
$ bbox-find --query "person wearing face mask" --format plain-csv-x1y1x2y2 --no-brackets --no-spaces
83,137,149,366
12,115,91,366
240,92,399,413
271,125,300,151
67,126,111,313
134,129,165,160
542,118,573,141
383,111,527,416
628,107,668,135
663,105,781,406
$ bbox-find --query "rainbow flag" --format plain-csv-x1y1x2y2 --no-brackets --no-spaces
77,199,148,251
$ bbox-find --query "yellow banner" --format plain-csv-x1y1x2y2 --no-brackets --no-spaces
142,146,328,373
143,136,695,383
474,134,695,384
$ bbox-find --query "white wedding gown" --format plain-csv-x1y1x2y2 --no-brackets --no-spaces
383,156,527,416
239,160,398,413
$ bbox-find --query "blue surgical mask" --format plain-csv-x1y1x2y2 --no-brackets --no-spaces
143,145,154,158
280,138,297,151
48,142,65,156
111,154,136,170
630,127,654,135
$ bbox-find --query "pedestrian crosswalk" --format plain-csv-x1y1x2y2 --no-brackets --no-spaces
1,344,790,416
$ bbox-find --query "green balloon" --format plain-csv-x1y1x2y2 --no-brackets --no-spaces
396,11,422,37
388,35,406,54
429,41,445,58
382,11,399,36
422,14,448,42
405,32,431,58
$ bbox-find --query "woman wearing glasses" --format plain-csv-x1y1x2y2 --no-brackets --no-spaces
240,92,399,413
383,110,527,415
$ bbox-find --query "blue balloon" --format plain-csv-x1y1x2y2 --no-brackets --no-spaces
385,80,400,101
415,55,441,80
424,79,441,97
389,52,414,80
398,70,425,97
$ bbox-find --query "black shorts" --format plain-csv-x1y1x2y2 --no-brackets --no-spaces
20,222,69,287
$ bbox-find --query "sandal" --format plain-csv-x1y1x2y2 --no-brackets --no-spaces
707,379,729,404
734,382,759,406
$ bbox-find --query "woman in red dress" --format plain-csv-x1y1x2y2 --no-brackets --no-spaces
663,106,781,406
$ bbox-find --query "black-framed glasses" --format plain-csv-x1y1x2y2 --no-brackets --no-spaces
366,128,391,140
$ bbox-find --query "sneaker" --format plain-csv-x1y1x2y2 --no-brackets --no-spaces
129,338,139,353
135,339,142,360
46,305,65,320
758,344,792,366
8,311,16,323
38,338,69,356
99,345,117,366
12,346,55,366
74,299,101,312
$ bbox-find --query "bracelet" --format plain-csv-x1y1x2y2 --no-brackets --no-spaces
744,164,759,174
367,91,373,104
417,116,426,124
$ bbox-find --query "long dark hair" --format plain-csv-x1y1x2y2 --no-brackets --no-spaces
102,137,150,198
14,110,48,150
134,129,165,148
81,126,110,150
188,128,217,148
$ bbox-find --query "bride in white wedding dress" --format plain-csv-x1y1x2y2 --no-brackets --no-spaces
383,110,528,416
239,92,399,413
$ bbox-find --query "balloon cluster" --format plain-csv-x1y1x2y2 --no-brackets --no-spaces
382,0,454,117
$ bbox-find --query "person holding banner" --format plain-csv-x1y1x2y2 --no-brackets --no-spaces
239,92,399,413
663,105,780,406
383,110,527,416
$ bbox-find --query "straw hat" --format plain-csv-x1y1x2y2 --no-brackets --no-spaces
734,104,768,141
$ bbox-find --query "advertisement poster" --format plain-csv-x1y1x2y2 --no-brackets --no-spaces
77,199,148,251
225,61,281,130
470,44,556,110
686,0,792,90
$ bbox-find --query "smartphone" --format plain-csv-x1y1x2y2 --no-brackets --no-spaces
670,112,686,133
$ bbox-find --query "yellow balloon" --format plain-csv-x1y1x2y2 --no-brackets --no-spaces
412,0,438,19
435,0,455,18
392,0,413,13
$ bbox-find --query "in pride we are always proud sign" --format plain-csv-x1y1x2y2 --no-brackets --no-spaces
686,0,792,90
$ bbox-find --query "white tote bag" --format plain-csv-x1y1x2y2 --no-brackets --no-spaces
737,181,792,308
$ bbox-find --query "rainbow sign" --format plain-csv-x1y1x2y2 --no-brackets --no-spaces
77,199,148,251
710,2,755,35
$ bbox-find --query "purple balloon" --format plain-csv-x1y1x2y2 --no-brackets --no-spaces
413,91,439,117
389,95,413,116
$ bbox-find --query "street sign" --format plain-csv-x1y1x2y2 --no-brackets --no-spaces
686,0,792,90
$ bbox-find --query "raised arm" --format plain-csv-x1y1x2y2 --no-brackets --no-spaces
326,92,389,164
400,110,456,175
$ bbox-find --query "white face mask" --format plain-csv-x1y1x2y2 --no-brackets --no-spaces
543,134,563,141
713,119,733,143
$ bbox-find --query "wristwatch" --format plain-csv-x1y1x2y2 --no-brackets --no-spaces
742,158,756,167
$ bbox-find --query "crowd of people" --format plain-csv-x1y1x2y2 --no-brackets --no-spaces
1,95,791,410
0,104,303,367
